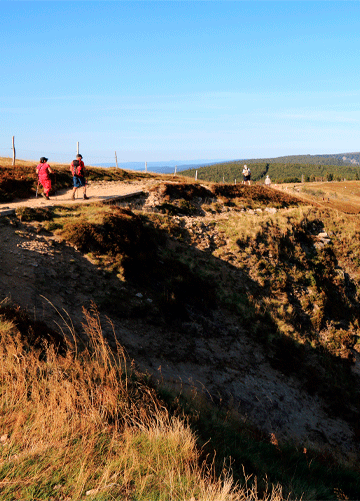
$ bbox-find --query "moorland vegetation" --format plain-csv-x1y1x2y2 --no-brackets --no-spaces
1,158,360,499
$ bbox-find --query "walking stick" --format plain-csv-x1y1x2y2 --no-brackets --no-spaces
36,178,40,198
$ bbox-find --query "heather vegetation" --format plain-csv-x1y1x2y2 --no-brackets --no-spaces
2,162,360,499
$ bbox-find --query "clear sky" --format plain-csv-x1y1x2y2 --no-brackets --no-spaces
1,1,360,164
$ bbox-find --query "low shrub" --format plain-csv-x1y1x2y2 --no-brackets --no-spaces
16,206,54,222
211,184,302,208
157,200,197,216
151,182,214,201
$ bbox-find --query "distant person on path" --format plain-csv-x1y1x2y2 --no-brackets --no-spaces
242,164,251,185
265,175,271,186
70,154,89,200
36,157,53,200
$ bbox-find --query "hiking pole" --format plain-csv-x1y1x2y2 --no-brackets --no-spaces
36,178,40,198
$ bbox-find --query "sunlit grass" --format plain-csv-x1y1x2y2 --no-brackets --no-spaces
0,304,288,501
215,207,312,248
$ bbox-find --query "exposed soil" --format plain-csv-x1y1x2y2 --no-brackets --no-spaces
0,181,359,465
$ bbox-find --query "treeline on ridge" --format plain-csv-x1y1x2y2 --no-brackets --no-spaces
180,153,360,184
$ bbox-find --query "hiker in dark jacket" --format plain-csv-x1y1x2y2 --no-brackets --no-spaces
70,154,89,200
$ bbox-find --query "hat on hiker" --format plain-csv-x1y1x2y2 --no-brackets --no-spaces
40,157,48,163
76,154,83,159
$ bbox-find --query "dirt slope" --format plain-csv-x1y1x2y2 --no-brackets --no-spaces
0,181,358,465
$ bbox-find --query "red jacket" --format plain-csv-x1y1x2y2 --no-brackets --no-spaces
37,163,51,181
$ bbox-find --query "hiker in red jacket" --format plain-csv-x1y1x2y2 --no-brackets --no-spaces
70,154,89,200
36,157,53,200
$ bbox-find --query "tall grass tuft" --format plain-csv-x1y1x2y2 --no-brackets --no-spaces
0,305,285,500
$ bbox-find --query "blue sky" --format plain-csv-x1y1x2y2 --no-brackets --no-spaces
1,1,360,164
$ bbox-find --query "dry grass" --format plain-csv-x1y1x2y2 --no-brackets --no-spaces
215,207,311,249
214,206,360,354
0,303,285,501
0,157,38,168
279,180,360,214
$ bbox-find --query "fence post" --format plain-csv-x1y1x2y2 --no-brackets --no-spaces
115,151,118,168
77,142,79,156
195,170,198,181
174,165,177,177
12,136,15,166
145,161,147,173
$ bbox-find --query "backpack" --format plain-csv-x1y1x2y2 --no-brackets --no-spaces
72,159,83,176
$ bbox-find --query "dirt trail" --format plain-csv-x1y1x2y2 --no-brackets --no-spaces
0,179,156,211
0,182,358,463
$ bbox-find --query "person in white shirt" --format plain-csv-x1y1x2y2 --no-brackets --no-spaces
242,165,251,185
265,175,271,186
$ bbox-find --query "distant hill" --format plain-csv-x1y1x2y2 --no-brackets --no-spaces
95,159,224,174
180,152,360,183
242,152,360,166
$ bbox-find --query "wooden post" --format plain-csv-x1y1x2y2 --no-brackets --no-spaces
115,151,118,168
174,165,177,177
235,179,236,185
145,161,147,173
12,136,15,166
195,170,198,181
77,142,79,155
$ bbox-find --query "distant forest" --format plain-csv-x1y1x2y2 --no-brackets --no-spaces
180,152,360,184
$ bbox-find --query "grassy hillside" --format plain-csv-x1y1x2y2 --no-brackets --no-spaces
2,170,360,498
2,299,360,500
